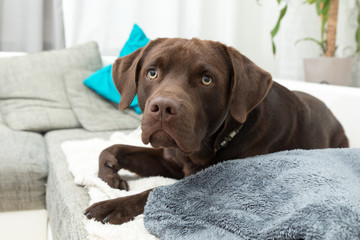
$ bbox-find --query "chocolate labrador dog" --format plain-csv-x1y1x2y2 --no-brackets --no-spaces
85,38,348,224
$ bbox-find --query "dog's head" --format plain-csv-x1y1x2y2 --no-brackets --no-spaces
112,38,272,154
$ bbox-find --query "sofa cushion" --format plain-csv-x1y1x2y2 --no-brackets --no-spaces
0,122,47,211
0,68,81,131
45,129,115,240
0,42,102,132
64,70,141,131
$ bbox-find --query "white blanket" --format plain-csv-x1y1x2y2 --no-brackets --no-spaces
61,128,177,240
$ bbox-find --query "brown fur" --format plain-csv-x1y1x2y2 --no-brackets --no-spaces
85,38,348,224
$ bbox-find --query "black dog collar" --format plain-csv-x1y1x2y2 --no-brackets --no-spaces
215,125,243,152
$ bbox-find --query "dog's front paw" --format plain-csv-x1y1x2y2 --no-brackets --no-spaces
98,159,129,190
84,198,134,224
100,173,129,191
84,190,150,225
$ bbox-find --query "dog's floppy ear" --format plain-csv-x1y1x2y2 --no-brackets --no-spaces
112,47,144,110
227,47,273,123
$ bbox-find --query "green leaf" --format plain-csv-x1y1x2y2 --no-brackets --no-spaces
310,0,329,42
270,5,287,55
315,0,330,17
272,41,276,56
316,0,322,15
295,37,326,55
356,0,360,53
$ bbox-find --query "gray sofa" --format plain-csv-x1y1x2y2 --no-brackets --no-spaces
0,42,141,240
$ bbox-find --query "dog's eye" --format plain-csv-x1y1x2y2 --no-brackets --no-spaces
201,75,213,86
147,69,158,79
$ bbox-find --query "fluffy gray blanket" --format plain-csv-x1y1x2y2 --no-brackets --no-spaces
144,148,360,240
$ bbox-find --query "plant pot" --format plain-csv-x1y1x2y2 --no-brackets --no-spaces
303,57,353,86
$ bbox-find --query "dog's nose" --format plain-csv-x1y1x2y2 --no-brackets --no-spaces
149,97,180,119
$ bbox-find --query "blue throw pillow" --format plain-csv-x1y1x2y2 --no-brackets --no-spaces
84,24,150,114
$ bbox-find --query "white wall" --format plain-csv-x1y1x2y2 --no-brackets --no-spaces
62,0,280,77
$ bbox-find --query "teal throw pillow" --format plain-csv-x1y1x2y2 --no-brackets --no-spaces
119,24,150,57
84,24,150,114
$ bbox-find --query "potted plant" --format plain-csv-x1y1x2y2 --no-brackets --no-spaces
271,0,360,86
